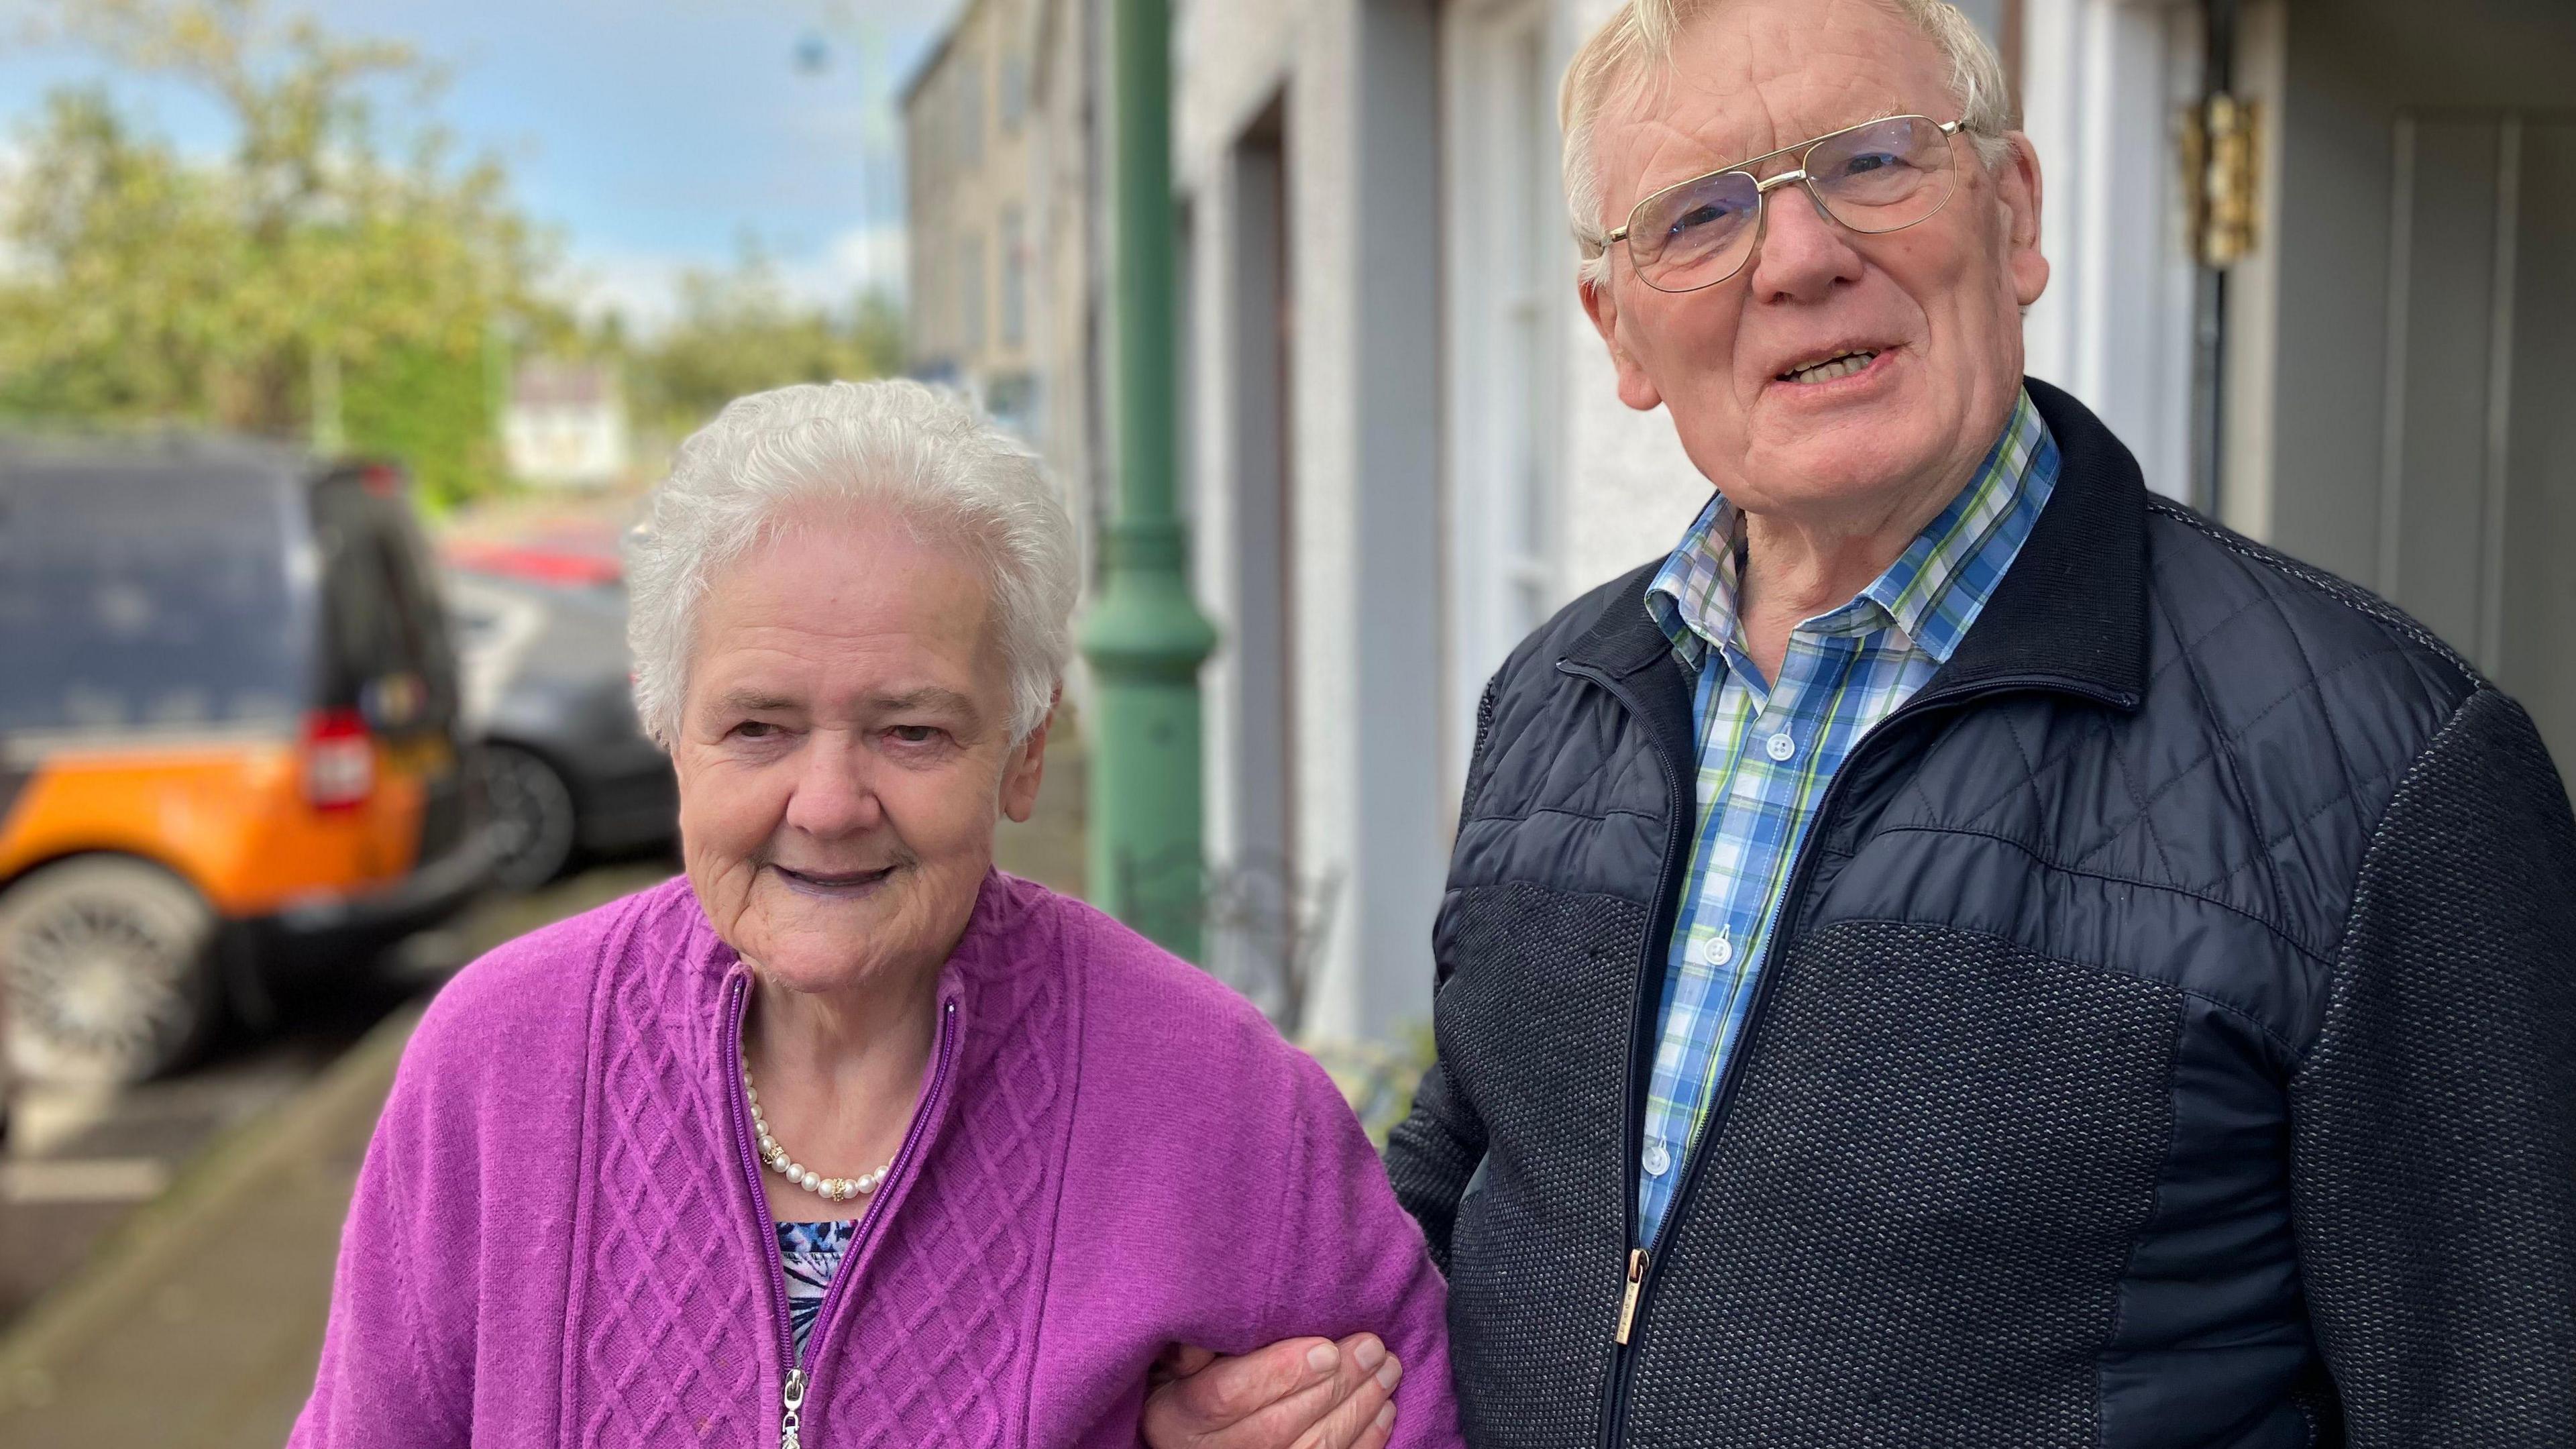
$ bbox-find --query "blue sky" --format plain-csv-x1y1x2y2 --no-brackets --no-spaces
0,0,963,328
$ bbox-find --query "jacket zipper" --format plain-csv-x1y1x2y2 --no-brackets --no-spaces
728,976,963,1449
1579,669,2121,1448
1558,658,1693,1447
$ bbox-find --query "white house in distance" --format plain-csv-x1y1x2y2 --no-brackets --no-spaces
502,360,631,488
1159,0,2575,1046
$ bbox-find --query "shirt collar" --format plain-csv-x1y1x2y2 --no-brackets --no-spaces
1646,388,2058,669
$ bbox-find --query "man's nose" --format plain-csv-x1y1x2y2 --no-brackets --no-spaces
782,732,885,837
1744,182,1866,303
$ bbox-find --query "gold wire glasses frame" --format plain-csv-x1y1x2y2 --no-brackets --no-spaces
1603,115,1978,293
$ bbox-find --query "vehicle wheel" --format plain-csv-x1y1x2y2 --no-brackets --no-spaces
0,857,221,1086
482,743,580,892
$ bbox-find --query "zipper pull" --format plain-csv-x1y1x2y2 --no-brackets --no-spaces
1615,1249,1648,1344
781,1367,808,1449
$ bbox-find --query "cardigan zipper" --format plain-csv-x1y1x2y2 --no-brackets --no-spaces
728,975,963,1449
1586,669,2125,1448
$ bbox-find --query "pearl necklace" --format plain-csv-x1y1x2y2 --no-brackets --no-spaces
741,1064,892,1204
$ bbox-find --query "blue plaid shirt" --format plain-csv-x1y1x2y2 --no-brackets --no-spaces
1634,392,2058,1248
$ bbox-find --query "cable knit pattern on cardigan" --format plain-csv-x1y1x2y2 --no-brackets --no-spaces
292,871,1459,1448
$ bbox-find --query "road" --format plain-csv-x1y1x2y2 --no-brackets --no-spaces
0,859,678,1333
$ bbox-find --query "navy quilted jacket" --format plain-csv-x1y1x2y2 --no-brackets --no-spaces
1387,380,2576,1449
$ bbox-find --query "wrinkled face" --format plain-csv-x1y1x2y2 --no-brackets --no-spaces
671,508,1048,997
1582,0,2049,521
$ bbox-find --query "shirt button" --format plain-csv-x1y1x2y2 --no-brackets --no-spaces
1642,1140,1672,1176
1711,936,1735,967
1766,731,1798,761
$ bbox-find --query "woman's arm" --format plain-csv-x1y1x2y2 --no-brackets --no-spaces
1132,1046,1460,1449
1254,1053,1464,1449
289,1016,478,1448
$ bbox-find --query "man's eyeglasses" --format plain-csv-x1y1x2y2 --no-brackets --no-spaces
1603,115,1980,294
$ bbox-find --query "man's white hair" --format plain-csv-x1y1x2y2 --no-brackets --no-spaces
625,379,1077,748
1562,0,2017,290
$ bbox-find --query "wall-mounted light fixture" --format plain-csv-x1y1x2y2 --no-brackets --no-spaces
2182,91,2262,269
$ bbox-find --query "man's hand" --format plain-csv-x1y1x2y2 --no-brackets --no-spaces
1142,1334,1403,1449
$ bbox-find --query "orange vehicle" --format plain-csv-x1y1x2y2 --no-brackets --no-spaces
0,439,495,1083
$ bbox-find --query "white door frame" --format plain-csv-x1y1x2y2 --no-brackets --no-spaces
1440,0,1574,800
2019,0,2204,502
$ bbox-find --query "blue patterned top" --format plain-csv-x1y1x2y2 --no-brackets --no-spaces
1633,392,2059,1250
777,1220,857,1363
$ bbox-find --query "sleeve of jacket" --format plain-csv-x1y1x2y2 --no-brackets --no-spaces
1385,1058,1484,1273
1383,678,1501,1271
1268,1049,1466,1449
288,1006,482,1447
2289,686,2576,1446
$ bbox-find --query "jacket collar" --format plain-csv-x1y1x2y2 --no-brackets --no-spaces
1560,376,2148,714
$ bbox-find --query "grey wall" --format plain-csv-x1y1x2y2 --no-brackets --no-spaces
1346,0,1447,1034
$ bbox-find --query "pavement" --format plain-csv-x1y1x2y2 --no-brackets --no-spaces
0,731,1087,1446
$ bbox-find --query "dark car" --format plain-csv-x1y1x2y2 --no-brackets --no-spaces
0,439,495,1083
444,566,676,891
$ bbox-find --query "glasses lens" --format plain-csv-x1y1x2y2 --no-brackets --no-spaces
1806,116,1955,233
1630,170,1762,292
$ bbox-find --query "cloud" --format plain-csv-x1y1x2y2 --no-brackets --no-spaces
560,219,909,335
779,219,908,307
558,248,695,332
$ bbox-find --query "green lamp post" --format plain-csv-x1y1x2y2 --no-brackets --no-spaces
1079,0,1219,959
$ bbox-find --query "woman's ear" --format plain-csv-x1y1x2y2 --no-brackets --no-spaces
1000,690,1058,824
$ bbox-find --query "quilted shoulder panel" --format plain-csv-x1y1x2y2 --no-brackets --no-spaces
1450,564,1678,904
1874,503,2475,981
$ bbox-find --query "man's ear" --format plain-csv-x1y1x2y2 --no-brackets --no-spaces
1580,270,1666,413
1998,131,2050,308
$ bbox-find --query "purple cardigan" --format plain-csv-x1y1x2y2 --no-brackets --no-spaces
292,873,1459,1448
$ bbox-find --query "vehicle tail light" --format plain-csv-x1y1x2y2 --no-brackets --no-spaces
302,708,376,811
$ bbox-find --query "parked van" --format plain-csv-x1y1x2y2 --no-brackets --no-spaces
0,439,494,1083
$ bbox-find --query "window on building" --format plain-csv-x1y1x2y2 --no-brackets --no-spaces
959,54,985,165
984,372,1038,441
1002,51,1030,131
1442,3,1564,792
1000,205,1028,348
922,250,945,357
960,231,987,355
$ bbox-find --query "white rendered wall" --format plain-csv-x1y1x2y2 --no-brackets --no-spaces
2018,0,2203,500
1552,0,1768,619
1176,0,1445,1044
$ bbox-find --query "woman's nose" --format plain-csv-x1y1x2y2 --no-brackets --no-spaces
782,733,884,837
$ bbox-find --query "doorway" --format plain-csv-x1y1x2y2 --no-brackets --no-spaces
2255,0,2576,766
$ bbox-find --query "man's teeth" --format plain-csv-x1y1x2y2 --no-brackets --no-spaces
1782,350,1878,384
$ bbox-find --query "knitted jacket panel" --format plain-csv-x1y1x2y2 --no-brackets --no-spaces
1389,380,2576,1448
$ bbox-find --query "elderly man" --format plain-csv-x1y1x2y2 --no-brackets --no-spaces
1139,0,2576,1446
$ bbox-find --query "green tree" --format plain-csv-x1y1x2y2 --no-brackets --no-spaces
0,0,555,502
618,246,905,440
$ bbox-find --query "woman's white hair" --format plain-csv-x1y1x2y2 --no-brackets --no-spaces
625,379,1077,748
1562,0,2017,290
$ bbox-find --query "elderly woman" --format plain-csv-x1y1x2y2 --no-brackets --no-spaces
292,382,1455,1449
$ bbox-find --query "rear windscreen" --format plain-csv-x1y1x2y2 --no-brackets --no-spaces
309,476,460,737
0,462,311,737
